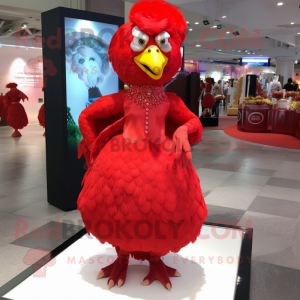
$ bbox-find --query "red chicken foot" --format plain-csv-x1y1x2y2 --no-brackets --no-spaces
96,249,129,289
141,254,181,291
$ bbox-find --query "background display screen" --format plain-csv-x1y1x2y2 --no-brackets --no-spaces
240,58,270,67
64,17,119,158
65,17,119,126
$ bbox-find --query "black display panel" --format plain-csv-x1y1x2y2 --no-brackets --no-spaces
42,7,124,211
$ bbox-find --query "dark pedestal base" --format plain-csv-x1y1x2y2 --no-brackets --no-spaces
200,117,219,127
0,120,8,127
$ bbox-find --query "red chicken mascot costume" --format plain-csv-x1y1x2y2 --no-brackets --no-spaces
77,0,207,291
5,83,28,137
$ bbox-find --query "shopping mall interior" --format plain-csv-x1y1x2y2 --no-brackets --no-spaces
0,0,300,299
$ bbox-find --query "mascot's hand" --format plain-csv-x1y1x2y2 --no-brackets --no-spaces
172,125,192,168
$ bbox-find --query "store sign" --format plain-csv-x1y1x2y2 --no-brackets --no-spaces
248,112,264,125
13,57,43,88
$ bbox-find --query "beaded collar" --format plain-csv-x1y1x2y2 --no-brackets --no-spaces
125,84,168,109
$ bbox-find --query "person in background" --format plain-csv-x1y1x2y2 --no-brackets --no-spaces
199,79,205,96
211,78,216,116
223,81,229,107
283,78,296,92
292,80,299,92
198,79,205,117
213,80,223,117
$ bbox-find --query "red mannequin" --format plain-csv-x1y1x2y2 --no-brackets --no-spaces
38,88,45,136
38,104,45,136
201,77,215,117
5,83,28,137
77,0,207,291
0,93,7,121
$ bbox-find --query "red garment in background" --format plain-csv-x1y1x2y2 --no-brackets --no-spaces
256,82,262,96
38,104,45,128
5,83,28,133
0,93,7,121
200,82,205,94
202,78,215,108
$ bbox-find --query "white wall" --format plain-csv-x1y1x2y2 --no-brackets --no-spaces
0,46,44,124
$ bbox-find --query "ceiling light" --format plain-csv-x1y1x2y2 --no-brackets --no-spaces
226,32,230,34
277,2,283,6
219,49,222,51
238,50,241,52
298,33,300,34
203,20,210,25
195,22,199,24
213,25,217,28
186,21,189,23
21,23,27,29
189,28,192,31
222,16,226,18
196,44,201,47
291,22,294,25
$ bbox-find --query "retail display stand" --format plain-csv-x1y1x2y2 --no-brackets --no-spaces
238,107,300,139
1,223,253,300
200,117,219,127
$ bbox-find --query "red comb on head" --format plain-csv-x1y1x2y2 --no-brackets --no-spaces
129,0,187,45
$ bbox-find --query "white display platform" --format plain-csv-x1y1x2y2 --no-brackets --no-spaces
5,225,243,300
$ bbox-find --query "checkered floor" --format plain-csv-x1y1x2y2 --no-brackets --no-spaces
0,123,300,299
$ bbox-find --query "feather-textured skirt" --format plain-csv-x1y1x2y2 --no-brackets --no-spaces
38,104,45,127
78,135,207,256
7,103,28,130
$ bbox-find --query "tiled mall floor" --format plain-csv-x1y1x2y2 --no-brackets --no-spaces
1,123,300,299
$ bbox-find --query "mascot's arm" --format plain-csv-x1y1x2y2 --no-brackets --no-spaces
78,91,125,166
166,93,203,167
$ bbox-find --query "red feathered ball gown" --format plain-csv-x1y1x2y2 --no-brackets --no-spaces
0,93,7,121
7,102,28,135
38,104,45,136
77,87,207,258
5,86,28,137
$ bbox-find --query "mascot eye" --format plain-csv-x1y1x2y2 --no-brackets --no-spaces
155,31,172,53
138,39,145,45
130,26,149,52
89,57,95,61
78,58,85,64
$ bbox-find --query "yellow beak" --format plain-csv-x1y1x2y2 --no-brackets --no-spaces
134,45,168,80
